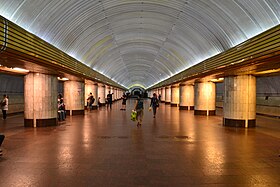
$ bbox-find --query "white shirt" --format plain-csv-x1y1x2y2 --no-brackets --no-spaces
2,98,8,110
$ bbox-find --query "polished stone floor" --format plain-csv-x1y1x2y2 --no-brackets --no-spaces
0,99,280,187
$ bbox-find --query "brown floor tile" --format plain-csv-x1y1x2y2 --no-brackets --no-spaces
0,99,280,186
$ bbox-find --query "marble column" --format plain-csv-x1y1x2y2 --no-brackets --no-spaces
114,88,117,101
158,88,162,96
115,88,118,101
98,84,106,106
24,73,58,127
161,87,166,103
92,83,98,109
105,86,110,98
64,80,85,116
165,86,171,104
179,83,194,110
117,89,120,99
223,75,256,128
171,85,179,107
194,82,216,116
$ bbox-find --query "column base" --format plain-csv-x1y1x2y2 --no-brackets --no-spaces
24,118,58,127
66,110,85,116
223,118,256,128
179,106,188,110
189,106,194,110
165,102,170,104
160,101,165,103
170,103,178,107
194,110,216,116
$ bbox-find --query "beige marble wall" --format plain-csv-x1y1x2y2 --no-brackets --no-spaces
161,87,166,101
180,84,194,107
224,75,256,121
165,86,171,102
64,80,85,114
171,85,179,105
98,84,106,104
194,82,216,111
24,73,58,123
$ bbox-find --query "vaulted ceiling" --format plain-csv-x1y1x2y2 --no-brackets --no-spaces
0,0,279,89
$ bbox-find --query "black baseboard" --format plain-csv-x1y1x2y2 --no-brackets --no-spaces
24,118,58,127
223,118,256,128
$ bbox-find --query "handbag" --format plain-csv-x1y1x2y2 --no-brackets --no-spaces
131,110,137,121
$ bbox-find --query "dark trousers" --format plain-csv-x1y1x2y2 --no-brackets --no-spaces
0,134,5,147
2,110,7,119
152,106,157,115
107,102,112,109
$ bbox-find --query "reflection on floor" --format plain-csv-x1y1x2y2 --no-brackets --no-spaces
0,99,280,186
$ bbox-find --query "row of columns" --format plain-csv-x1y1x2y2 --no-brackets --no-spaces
24,73,124,127
150,75,256,128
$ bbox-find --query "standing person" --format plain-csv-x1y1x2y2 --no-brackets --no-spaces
58,94,66,120
0,134,4,156
97,97,101,108
1,94,8,120
120,93,127,110
134,95,144,127
158,94,161,102
150,93,159,118
106,91,113,109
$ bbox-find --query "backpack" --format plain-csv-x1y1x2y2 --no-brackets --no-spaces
136,99,143,109
152,98,159,107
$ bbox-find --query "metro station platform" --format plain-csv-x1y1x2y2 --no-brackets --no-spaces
0,99,280,186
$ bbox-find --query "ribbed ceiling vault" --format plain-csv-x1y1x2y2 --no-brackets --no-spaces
0,0,279,89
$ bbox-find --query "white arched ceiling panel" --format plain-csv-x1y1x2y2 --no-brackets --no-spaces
0,0,280,88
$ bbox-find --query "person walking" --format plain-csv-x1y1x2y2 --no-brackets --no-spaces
134,95,144,127
120,93,127,110
1,94,8,120
150,93,159,118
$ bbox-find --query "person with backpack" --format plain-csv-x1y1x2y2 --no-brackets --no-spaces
150,93,159,118
134,95,144,127
87,93,95,111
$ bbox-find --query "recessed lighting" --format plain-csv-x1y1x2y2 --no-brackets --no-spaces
254,68,280,75
210,78,224,82
12,67,29,72
57,77,69,81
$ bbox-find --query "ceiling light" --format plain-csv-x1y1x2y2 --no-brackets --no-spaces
57,77,69,81
210,78,224,82
12,67,29,72
254,68,280,75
